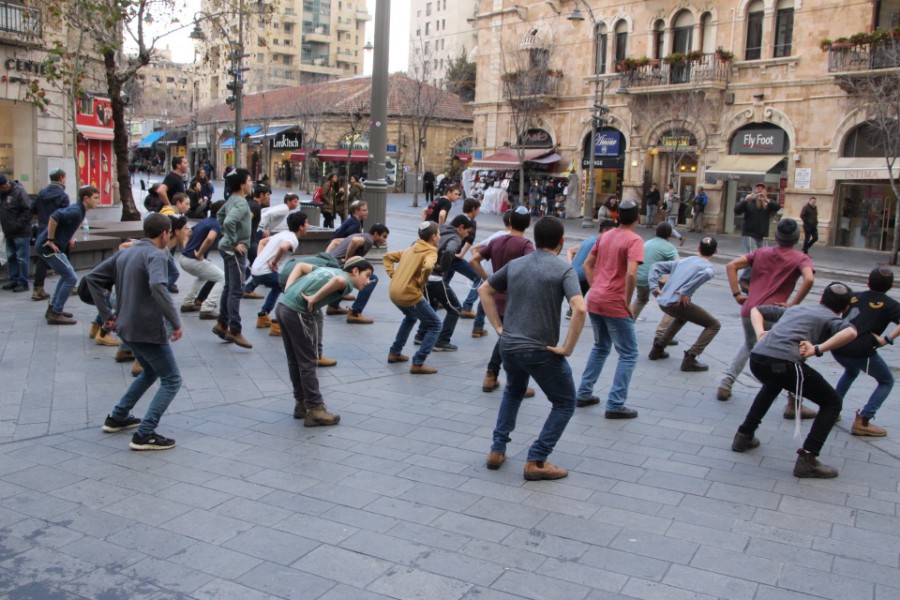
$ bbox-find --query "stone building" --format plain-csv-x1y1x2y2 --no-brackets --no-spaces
473,0,900,251
409,0,479,89
179,73,473,189
0,0,108,200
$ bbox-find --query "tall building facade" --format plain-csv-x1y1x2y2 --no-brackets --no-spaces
409,0,478,89
196,0,371,108
473,0,900,252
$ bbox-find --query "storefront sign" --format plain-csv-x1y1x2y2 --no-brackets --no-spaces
843,169,891,180
661,135,692,147
594,131,621,157
794,167,811,189
271,131,301,150
730,128,787,154
4,58,48,76
582,156,625,169
518,128,553,148
386,144,398,153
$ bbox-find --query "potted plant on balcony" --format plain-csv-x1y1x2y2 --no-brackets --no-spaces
869,29,890,46
687,50,704,63
892,26,900,41
545,69,564,78
663,53,687,65
831,37,854,49
820,38,833,52
616,58,640,72
715,48,734,62
849,32,872,47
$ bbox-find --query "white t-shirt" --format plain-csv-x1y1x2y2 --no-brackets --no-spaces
259,205,295,234
251,231,299,276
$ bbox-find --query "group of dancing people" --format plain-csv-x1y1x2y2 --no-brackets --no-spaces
12,171,897,483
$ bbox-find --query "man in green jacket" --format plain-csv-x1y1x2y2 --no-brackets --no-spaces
214,168,253,348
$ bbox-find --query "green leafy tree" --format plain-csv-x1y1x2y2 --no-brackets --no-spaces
445,51,476,103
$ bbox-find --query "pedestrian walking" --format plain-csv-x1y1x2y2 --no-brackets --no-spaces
800,197,819,254
663,185,684,246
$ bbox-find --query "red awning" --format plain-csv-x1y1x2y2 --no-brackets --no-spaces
316,149,369,162
77,124,114,141
455,154,472,162
290,150,309,162
470,148,554,170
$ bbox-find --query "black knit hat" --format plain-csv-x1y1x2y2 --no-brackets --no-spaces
775,218,799,246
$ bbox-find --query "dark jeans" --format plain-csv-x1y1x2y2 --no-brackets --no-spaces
167,254,179,290
444,259,481,311
5,236,30,286
111,339,182,437
323,212,335,229
802,225,818,254
33,243,71,288
739,354,842,455
424,184,434,204
247,272,282,314
834,353,893,419
276,304,325,409
491,348,576,462
416,280,460,344
329,274,379,314
390,298,441,365
219,249,247,333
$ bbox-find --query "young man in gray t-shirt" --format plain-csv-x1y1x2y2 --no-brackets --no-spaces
479,216,586,482
324,224,390,323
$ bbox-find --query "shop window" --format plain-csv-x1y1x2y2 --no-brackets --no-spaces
614,21,628,65
774,1,794,58
594,24,608,74
745,1,764,60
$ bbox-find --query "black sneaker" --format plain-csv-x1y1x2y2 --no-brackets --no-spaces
413,337,423,345
433,342,458,352
129,432,176,451
102,414,141,433
576,396,601,408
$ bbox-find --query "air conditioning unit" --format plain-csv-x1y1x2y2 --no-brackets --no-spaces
725,92,735,105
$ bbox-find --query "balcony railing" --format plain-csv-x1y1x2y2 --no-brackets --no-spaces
0,2,41,37
501,76,561,99
828,41,900,72
618,53,730,90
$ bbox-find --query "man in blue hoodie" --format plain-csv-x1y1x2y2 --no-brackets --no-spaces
31,169,70,300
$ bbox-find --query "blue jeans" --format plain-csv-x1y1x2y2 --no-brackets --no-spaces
666,215,683,239
250,271,282,314
646,204,657,227
42,251,77,313
740,236,762,284
577,313,638,411
390,299,441,365
167,254,179,291
219,249,247,333
328,274,379,313
834,353,894,419
492,348,576,462
444,259,481,311
5,236,30,286
111,340,182,437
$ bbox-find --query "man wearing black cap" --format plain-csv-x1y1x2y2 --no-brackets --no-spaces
717,218,816,418
574,198,643,418
734,182,781,291
0,174,33,293
731,282,856,479
647,236,720,372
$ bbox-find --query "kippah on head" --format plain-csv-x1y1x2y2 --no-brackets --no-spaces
775,218,799,246
822,281,853,313
617,198,640,224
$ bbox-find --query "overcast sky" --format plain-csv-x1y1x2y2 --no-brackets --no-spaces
156,0,410,74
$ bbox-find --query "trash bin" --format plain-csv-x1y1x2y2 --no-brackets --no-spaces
300,202,321,227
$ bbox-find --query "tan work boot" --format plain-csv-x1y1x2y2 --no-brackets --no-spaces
115,350,135,363
31,286,49,301
269,322,282,336
293,401,307,420
784,396,817,420
524,460,568,481
131,362,142,377
483,370,500,392
851,410,887,437
472,329,488,338
304,406,340,427
88,322,101,339
347,310,373,324
256,313,272,328
387,353,409,363
317,355,337,367
95,331,119,346
459,309,477,319
225,330,253,349
793,449,838,478
326,306,348,316
243,291,264,299
212,322,229,340
486,451,506,470
410,364,438,375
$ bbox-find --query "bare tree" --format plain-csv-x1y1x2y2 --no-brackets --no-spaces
405,40,445,207
338,88,370,191
499,27,561,207
836,42,900,264
293,80,330,192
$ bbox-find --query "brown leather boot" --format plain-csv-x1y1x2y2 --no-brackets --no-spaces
256,313,272,328
131,362,142,377
793,449,838,478
410,364,438,375
784,395,817,419
225,330,253,348
851,410,887,437
31,286,49,301
269,322,282,336
731,431,760,452
524,460,568,481
304,406,340,427
317,355,337,367
293,401,307,420
46,310,76,325
648,343,669,360
482,370,500,392
486,451,506,470
387,353,409,363
681,352,709,372
347,310,373,324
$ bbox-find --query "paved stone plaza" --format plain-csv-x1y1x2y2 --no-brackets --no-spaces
0,194,898,599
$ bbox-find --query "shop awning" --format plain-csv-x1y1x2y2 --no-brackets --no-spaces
77,124,115,141
455,154,472,162
221,126,263,148
290,150,311,162
528,152,563,165
249,125,295,140
136,131,166,148
705,154,785,178
827,157,898,179
316,149,369,162
470,148,555,170
160,130,187,145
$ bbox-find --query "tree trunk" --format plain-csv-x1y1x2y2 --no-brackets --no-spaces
412,142,420,208
889,178,900,265
104,51,141,221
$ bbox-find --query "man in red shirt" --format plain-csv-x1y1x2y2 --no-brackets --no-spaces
575,199,643,417
718,218,816,418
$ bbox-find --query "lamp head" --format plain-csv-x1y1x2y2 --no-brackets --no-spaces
567,7,585,22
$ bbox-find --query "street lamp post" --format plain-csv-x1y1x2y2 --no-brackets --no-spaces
364,0,390,229
568,1,619,228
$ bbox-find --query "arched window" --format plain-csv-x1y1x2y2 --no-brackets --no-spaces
774,0,794,58
653,20,665,59
745,0,764,60
672,10,694,54
595,24,608,74
843,121,898,157
700,12,714,53
614,21,628,65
